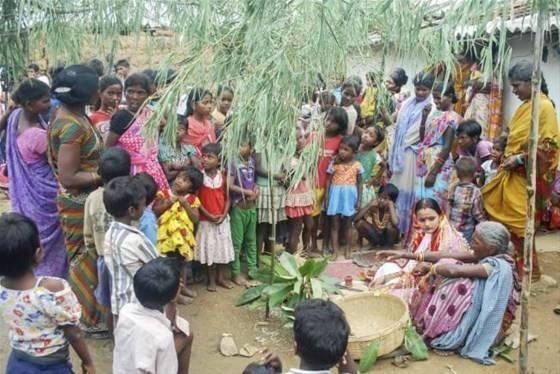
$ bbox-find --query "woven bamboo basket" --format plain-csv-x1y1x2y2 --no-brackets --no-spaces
335,292,409,358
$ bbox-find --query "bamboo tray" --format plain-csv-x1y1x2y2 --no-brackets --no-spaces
335,293,409,358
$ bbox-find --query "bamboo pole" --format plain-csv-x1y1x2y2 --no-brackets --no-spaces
265,146,276,320
519,3,546,373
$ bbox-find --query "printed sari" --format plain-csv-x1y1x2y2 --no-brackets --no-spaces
487,79,503,140
464,93,490,138
389,95,432,238
116,107,169,190
372,215,469,302
48,107,105,329
429,254,520,365
6,108,68,278
482,94,559,279
414,109,461,209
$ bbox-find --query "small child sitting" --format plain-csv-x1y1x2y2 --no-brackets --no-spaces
480,135,507,186
133,172,159,245
103,176,159,320
447,156,487,243
113,257,192,374
0,213,94,373
83,147,131,335
354,183,400,247
254,299,357,374
153,166,203,302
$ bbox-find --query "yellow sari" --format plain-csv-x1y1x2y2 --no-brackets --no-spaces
453,62,472,116
482,94,559,237
360,86,378,119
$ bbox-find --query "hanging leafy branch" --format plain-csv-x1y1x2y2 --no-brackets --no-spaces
1,0,559,172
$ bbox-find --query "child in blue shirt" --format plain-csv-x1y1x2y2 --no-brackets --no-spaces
133,172,158,245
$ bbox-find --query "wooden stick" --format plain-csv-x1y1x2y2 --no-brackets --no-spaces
519,3,546,373
265,147,276,320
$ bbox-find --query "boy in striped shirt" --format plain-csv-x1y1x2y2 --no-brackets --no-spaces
103,176,158,321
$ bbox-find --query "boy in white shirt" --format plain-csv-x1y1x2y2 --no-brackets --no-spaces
113,257,192,374
253,299,357,374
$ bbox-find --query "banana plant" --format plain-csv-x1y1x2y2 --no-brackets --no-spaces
235,252,340,318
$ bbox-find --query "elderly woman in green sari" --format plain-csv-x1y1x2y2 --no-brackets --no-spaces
379,221,520,364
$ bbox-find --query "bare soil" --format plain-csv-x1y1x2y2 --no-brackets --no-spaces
0,193,558,373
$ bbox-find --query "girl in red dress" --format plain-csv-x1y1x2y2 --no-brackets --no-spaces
196,143,235,291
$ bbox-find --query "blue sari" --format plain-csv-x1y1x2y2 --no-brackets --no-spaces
6,108,68,277
431,255,518,364
389,95,431,240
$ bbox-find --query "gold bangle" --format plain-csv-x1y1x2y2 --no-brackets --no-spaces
430,264,438,275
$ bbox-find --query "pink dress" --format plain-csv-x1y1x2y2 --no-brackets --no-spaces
285,156,314,218
117,107,169,190
181,115,216,156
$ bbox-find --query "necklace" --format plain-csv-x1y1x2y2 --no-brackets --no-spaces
372,208,389,229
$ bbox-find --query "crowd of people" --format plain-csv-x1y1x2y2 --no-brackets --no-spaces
0,52,558,373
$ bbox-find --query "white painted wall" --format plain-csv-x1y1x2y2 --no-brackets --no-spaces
348,33,560,126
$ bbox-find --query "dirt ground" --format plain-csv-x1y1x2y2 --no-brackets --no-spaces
0,194,559,373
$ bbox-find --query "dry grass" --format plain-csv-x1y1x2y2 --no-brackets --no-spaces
30,33,187,71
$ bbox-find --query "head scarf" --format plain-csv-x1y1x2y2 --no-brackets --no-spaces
410,214,469,254
52,64,99,105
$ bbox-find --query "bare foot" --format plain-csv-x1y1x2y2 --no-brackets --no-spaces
181,287,198,298
177,295,194,305
233,275,247,286
245,280,261,288
207,282,217,292
307,250,323,258
331,253,346,262
217,280,234,289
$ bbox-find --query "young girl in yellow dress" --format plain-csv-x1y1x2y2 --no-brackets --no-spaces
153,166,203,303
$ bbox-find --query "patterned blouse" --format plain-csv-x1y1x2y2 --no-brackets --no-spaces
327,160,364,186
0,277,81,356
